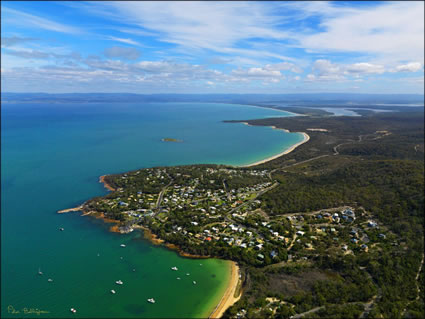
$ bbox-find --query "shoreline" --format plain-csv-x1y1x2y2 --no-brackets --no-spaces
59,117,308,318
239,123,310,167
133,225,211,259
99,175,115,191
209,261,241,318
57,205,84,213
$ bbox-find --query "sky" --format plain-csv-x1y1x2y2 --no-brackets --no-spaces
1,1,424,94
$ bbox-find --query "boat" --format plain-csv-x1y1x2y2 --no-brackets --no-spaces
70,308,77,313
48,278,53,282
147,298,155,304
176,277,181,280
171,266,178,271
186,273,190,276
132,269,136,272
115,280,123,285
120,257,123,260
193,281,197,285
111,290,116,294
59,227,64,231
120,244,126,248
199,263,203,266
38,268,43,275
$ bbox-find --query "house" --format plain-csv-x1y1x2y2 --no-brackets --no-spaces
351,238,359,244
368,221,378,228
343,208,355,216
296,231,305,236
379,233,386,239
342,245,348,251
257,254,265,260
350,230,359,237
270,250,278,258
255,244,263,250
361,244,369,252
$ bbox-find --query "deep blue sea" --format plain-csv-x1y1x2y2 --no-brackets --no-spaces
1,102,303,318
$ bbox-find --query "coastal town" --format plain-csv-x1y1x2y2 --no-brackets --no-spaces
79,165,390,269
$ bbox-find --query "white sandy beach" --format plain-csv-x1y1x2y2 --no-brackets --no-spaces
240,123,310,167
209,262,241,318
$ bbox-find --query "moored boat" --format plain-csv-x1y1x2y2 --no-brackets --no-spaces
147,298,155,304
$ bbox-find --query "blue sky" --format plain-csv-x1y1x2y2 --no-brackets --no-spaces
1,1,424,94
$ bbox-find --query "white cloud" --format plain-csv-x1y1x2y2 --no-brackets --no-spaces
107,36,140,46
3,48,50,59
344,63,385,75
305,73,346,82
265,62,303,73
311,59,385,79
232,67,281,78
2,7,82,34
101,2,288,49
313,59,341,76
1,36,38,47
298,2,424,62
392,62,423,73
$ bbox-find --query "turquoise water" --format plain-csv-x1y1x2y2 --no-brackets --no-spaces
1,102,302,318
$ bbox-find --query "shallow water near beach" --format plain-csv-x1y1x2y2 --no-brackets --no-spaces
1,102,302,318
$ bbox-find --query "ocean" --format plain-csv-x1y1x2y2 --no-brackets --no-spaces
1,102,303,318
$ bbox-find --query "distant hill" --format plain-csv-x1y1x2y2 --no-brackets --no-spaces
2,92,423,106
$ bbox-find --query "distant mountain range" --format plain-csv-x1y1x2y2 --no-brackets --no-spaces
2,92,424,106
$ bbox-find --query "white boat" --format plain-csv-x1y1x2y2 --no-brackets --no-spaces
176,277,181,280
115,280,123,285
70,308,77,313
38,268,43,275
48,278,53,282
120,244,126,248
111,290,116,294
186,273,190,276
199,264,203,266
120,257,123,260
171,266,178,271
193,281,197,285
59,227,64,231
147,298,155,304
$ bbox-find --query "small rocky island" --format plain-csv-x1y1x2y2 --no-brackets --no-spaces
162,138,183,143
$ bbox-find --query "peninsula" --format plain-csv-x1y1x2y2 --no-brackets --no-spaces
58,110,424,319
